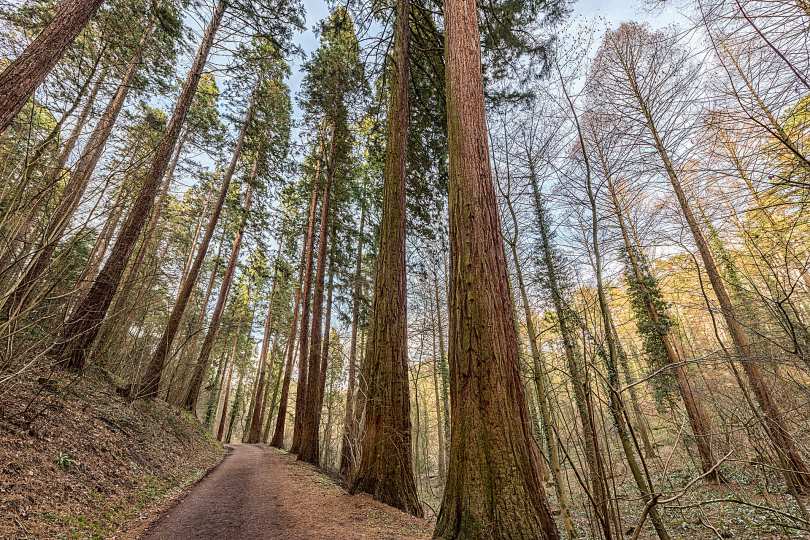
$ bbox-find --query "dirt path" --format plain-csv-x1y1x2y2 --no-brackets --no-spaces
140,444,432,539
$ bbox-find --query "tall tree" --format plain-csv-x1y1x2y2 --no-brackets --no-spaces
592,22,810,492
349,0,421,516
0,0,106,132
433,0,558,535
49,0,229,370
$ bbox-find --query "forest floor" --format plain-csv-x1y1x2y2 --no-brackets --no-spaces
139,444,433,539
0,365,223,538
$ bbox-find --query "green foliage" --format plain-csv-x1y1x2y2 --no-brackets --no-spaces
623,245,677,408
55,451,76,471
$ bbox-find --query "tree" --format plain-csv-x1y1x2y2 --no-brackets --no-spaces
49,0,301,371
592,22,810,493
0,0,106,132
349,0,421,516
49,0,229,370
139,44,290,399
433,0,559,536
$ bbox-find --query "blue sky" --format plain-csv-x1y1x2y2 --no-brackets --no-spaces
287,0,680,125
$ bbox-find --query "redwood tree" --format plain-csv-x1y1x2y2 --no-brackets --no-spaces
0,0,106,133
349,0,421,517
50,0,229,370
433,0,559,536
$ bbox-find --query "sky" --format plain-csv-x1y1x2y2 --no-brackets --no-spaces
287,0,682,127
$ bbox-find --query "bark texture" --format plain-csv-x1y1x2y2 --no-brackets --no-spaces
433,0,559,536
298,163,332,465
290,156,322,453
350,0,421,518
50,0,226,370
0,0,106,133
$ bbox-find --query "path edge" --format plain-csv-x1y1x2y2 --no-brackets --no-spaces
117,443,232,539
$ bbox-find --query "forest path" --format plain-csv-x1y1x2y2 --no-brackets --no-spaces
140,443,432,539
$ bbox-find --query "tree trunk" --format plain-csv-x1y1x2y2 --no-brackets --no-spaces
139,98,255,398
605,174,719,478
503,191,576,539
50,0,227,371
631,74,810,491
350,0,422,518
569,80,669,538
0,0,106,133
246,259,280,443
2,26,152,320
530,161,610,540
181,174,254,414
168,230,225,403
259,334,282,442
431,333,446,481
339,205,365,478
432,268,451,456
270,281,302,448
434,1,559,535
298,157,333,465
216,311,244,441
315,238,335,431
290,153,323,453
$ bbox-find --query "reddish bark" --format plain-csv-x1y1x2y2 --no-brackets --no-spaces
0,0,106,133
433,0,559,536
139,98,255,399
350,0,422,517
269,285,301,448
290,157,322,453
50,0,227,371
246,262,281,443
2,27,152,320
298,166,333,465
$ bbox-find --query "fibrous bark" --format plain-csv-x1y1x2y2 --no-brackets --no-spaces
434,0,558,535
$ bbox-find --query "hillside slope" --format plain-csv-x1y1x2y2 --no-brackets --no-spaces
0,367,223,538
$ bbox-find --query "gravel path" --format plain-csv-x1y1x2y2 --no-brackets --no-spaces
141,444,432,539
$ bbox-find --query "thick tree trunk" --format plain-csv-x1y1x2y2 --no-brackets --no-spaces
50,1,227,370
181,176,254,414
0,0,106,133
298,163,333,465
434,1,558,535
350,0,422,518
339,205,365,478
139,99,255,398
2,27,152,320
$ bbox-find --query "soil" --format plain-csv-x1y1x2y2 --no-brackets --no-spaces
0,366,223,538
140,444,433,539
